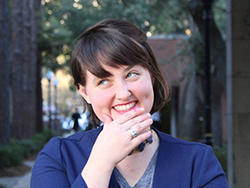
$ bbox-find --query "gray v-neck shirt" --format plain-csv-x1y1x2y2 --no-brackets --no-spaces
114,148,159,188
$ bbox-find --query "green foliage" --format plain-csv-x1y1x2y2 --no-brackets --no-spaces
213,0,227,35
0,144,24,168
39,0,189,72
39,0,226,67
30,129,55,150
214,146,227,174
0,130,55,169
10,139,36,159
177,32,205,78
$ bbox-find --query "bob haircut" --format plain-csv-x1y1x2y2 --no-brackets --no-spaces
71,19,170,126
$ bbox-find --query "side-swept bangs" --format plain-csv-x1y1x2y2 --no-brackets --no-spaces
71,19,170,126
72,27,150,88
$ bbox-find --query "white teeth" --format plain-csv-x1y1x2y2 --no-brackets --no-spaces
114,102,136,111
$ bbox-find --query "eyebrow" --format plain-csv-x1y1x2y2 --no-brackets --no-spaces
124,65,135,72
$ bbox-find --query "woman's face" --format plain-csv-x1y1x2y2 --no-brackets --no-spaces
79,64,154,122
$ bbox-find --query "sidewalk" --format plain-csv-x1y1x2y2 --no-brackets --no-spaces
0,161,35,188
0,133,73,188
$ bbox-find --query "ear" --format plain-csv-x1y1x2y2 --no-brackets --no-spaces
78,85,91,104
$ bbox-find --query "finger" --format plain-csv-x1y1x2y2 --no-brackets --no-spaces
130,130,152,148
101,113,113,126
123,112,151,130
117,107,145,124
128,118,153,138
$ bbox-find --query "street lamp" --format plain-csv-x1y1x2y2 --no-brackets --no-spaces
53,77,58,135
201,0,214,146
46,70,54,129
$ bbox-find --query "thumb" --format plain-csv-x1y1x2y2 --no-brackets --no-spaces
101,114,113,126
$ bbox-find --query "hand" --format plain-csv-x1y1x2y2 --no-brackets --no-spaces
81,108,152,187
91,108,152,168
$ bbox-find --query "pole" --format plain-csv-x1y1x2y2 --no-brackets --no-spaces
202,0,213,146
54,78,58,135
48,79,51,129
47,70,54,130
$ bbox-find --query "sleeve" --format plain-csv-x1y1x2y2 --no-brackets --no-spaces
30,137,88,188
194,146,229,188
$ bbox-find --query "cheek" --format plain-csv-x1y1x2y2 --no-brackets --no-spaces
134,81,154,107
88,91,112,120
137,84,153,98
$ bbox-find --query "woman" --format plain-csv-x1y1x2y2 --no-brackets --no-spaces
31,19,228,188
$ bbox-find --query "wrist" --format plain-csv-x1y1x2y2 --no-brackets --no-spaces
81,157,115,187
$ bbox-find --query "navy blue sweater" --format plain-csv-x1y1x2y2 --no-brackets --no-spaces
31,127,228,188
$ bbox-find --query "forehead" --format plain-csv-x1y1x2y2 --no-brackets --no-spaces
77,30,150,78
86,64,136,78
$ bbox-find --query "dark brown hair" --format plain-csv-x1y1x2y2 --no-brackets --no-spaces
71,19,170,125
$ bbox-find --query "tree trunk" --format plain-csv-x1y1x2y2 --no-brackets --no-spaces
0,0,11,144
179,70,204,141
36,51,43,133
35,0,43,133
187,2,226,146
11,0,38,139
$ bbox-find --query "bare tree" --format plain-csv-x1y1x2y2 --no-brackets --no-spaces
179,1,225,146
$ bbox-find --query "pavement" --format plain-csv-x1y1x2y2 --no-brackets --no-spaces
0,132,74,188
0,161,35,188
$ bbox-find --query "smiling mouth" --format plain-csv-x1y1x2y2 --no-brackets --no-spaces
113,102,137,111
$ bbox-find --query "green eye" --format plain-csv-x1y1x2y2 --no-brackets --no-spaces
98,80,109,85
127,72,138,78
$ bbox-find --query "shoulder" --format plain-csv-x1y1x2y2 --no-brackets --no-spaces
156,129,207,148
154,129,228,187
41,127,102,156
155,129,221,174
155,128,211,157
60,127,102,142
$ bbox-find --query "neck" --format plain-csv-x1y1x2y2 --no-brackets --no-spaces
115,130,159,185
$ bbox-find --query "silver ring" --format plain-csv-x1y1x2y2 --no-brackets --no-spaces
130,128,138,138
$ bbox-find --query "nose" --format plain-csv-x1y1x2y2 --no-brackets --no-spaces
115,80,131,100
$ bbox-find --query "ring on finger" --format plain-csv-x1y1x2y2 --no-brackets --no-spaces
130,128,138,138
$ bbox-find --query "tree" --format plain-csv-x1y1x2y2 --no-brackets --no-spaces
35,0,43,133
0,0,11,144
178,33,205,141
178,0,226,146
11,0,40,139
38,0,189,73
39,0,226,145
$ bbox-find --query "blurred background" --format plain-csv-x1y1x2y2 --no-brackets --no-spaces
0,0,249,187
